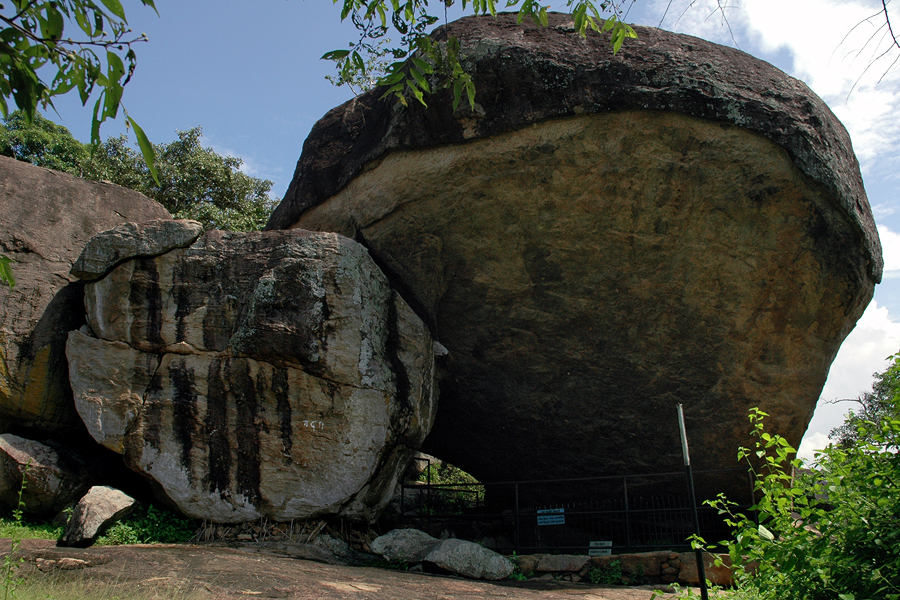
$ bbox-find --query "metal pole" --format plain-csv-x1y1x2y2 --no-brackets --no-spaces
514,483,520,553
677,403,709,600
623,476,631,552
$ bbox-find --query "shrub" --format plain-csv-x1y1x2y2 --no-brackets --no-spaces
95,505,196,546
703,408,900,600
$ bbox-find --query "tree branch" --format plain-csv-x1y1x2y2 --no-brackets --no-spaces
883,0,900,51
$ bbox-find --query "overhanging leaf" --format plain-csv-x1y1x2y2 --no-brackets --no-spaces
127,114,158,185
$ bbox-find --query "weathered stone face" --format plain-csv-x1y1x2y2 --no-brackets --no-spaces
68,229,437,522
0,156,171,436
268,15,880,494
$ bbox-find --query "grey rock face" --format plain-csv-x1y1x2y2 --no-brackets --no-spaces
59,485,137,547
68,229,437,523
70,219,203,281
423,538,515,580
0,433,94,516
371,529,514,580
267,14,880,495
0,156,171,435
370,528,441,562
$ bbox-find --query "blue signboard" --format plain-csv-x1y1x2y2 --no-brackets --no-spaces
536,508,565,526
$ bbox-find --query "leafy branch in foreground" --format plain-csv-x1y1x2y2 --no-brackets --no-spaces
0,0,160,179
689,408,900,600
323,0,638,107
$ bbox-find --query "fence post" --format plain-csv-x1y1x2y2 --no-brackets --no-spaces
623,476,631,552
678,403,709,600
514,483,520,553
748,468,758,525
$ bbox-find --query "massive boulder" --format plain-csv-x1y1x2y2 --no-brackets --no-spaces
0,156,171,436
67,226,437,522
266,14,881,493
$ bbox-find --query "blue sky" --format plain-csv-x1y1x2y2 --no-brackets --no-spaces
39,0,900,461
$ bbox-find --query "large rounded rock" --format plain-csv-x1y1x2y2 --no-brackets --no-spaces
266,14,880,492
67,229,437,522
0,156,171,436
0,433,95,516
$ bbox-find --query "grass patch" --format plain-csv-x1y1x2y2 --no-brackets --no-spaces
0,519,62,541
8,572,208,600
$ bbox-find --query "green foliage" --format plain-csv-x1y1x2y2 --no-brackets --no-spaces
0,110,88,172
0,112,277,231
418,461,480,487
84,126,278,231
700,408,900,600
94,505,196,546
324,0,637,107
586,559,646,586
588,559,623,585
830,353,900,448
0,518,63,541
417,461,484,512
0,0,160,178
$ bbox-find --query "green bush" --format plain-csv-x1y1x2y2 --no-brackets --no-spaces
702,408,900,600
95,505,196,546
588,560,623,585
417,462,484,512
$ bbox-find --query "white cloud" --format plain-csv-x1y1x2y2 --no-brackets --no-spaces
800,300,900,451
797,431,830,463
880,224,900,278
648,0,900,179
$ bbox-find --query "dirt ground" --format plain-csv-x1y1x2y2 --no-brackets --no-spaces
4,538,688,600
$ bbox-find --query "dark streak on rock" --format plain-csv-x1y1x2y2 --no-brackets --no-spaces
386,292,411,414
169,358,198,479
173,261,190,343
273,367,292,467
230,359,262,503
131,258,164,349
355,229,437,335
205,358,231,497
130,360,165,460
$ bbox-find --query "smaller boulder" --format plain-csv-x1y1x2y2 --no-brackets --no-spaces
0,434,93,516
370,528,514,580
59,486,137,547
370,528,440,563
423,539,515,581
70,219,203,281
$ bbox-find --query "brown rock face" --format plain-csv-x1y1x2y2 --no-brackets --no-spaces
267,15,880,492
68,229,437,522
0,156,171,436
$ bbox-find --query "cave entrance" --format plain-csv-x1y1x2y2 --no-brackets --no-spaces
390,459,753,556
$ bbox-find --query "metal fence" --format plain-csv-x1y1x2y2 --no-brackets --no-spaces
400,465,754,555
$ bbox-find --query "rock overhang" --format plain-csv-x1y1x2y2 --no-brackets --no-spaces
266,12,880,286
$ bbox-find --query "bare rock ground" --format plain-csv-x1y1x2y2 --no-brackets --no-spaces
4,539,683,600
